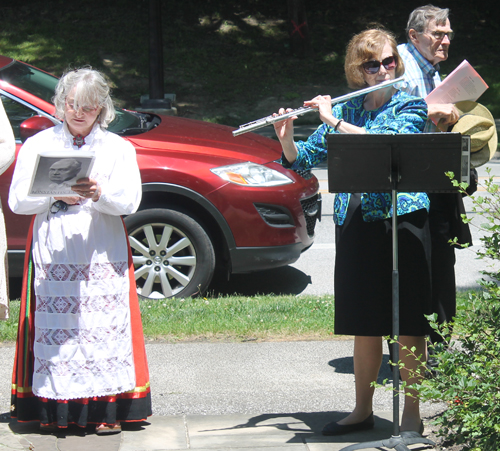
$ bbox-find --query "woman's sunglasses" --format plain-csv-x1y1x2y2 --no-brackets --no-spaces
362,56,397,75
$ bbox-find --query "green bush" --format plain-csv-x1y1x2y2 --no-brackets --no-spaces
416,170,500,450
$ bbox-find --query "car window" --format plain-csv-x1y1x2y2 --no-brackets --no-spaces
108,108,145,135
0,93,39,142
0,61,57,104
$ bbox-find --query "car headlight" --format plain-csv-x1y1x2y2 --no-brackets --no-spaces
211,162,293,187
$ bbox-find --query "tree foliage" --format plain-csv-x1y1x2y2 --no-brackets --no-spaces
416,171,500,450
1,0,499,120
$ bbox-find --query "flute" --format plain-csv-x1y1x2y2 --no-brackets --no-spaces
232,76,405,137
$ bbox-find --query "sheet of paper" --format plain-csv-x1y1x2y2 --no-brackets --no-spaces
425,60,488,105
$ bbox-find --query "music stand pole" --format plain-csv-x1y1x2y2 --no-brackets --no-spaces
390,171,401,439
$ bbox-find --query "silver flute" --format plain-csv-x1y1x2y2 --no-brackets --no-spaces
232,76,405,137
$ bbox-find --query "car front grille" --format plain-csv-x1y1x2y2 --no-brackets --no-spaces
293,168,314,180
301,193,322,237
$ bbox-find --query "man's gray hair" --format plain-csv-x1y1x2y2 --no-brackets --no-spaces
53,67,115,128
405,5,450,40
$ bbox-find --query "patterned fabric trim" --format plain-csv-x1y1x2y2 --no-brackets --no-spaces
35,261,127,282
36,294,128,314
36,324,131,346
12,381,151,395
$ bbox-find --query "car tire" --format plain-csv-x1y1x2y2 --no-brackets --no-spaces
125,208,216,300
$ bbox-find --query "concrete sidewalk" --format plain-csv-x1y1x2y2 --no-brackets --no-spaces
0,340,441,450
0,410,427,451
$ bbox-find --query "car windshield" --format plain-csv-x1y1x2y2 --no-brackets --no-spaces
0,60,146,135
0,60,57,103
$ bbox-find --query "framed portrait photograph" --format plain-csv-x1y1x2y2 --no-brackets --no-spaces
28,152,96,197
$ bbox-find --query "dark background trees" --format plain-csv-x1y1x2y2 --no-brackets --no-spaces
0,0,498,125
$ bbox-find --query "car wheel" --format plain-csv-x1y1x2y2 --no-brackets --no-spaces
125,208,216,299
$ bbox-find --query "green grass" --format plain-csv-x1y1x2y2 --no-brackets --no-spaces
140,294,335,341
0,301,20,343
0,290,480,343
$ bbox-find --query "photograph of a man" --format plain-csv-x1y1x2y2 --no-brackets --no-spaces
48,158,82,188
28,152,94,197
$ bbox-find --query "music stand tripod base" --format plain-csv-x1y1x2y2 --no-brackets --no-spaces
340,434,436,451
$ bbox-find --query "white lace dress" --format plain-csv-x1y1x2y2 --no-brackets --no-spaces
8,122,142,400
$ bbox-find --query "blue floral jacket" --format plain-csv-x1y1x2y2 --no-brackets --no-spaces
281,90,429,225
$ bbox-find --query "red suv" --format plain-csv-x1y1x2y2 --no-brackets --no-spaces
0,56,321,299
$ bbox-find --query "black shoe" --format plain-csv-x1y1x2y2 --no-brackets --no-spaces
400,419,424,438
322,412,375,436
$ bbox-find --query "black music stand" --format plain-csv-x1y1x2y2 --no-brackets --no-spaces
327,133,470,451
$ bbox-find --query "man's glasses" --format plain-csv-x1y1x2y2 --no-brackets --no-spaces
428,30,454,41
362,56,397,75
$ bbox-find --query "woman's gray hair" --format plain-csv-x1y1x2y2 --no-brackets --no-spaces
53,67,115,128
405,5,450,40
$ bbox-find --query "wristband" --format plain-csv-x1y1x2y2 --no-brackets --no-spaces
334,119,344,132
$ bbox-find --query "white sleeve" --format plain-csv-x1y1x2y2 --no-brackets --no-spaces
8,137,51,215
0,98,15,176
91,139,142,216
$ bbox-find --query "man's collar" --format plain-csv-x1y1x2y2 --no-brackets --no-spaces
406,43,440,76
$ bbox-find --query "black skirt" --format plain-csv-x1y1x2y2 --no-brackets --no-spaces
334,194,432,337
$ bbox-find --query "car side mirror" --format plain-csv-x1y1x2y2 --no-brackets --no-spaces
20,116,55,143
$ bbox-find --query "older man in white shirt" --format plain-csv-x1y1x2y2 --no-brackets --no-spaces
398,5,472,349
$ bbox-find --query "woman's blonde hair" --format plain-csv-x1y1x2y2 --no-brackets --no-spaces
53,67,115,128
344,28,405,90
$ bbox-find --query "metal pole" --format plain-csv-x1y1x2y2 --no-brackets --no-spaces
149,0,164,101
391,186,400,438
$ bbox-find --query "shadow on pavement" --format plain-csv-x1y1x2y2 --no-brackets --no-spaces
199,411,393,444
9,419,86,436
207,266,312,297
8,417,127,449
328,354,393,384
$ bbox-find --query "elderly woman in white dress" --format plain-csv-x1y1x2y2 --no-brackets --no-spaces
0,97,15,320
9,68,151,434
